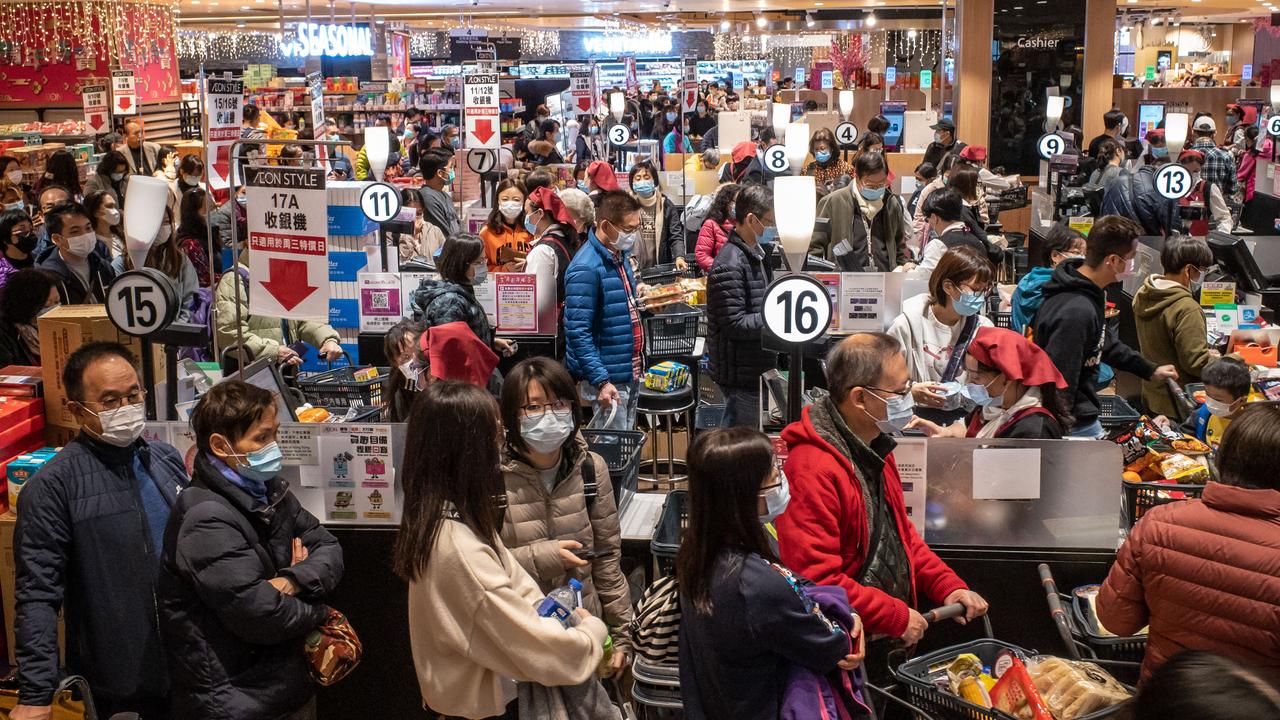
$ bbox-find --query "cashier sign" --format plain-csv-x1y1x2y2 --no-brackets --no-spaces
246,166,330,322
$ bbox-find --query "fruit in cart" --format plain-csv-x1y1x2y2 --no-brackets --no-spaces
1027,656,1130,720
1121,471,1142,483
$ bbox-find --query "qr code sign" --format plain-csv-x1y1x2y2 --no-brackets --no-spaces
370,290,391,311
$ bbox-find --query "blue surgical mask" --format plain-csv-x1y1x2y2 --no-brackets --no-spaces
954,290,986,317
759,470,791,525
633,180,656,198
816,150,832,163
665,112,678,123
110,172,125,182
614,230,638,252
865,390,915,436
759,227,778,247
1152,146,1169,158
577,180,589,193
234,442,283,483
859,185,886,201
962,377,1001,408
524,215,540,235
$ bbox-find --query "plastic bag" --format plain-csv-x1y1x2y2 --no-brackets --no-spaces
1027,656,1130,720
988,656,1053,720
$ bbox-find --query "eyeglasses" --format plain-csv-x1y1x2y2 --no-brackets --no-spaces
80,388,147,412
865,382,913,399
521,399,573,420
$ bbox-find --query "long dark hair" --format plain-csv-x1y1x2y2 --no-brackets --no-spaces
382,318,421,422
83,190,123,243
0,268,56,326
437,234,484,286
178,187,208,240
96,150,128,182
485,178,526,235
392,381,504,582
676,428,778,616
39,151,81,198
500,357,582,458
706,183,741,226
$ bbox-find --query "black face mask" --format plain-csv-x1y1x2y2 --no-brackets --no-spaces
12,232,37,255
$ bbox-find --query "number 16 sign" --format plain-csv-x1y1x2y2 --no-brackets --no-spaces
763,274,833,345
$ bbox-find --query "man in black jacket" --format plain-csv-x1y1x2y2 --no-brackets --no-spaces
36,201,116,305
706,185,777,428
14,342,188,720
1032,216,1177,438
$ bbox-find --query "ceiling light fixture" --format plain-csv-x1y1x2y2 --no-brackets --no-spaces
806,12,815,26
720,16,730,31
756,13,767,28
866,11,876,26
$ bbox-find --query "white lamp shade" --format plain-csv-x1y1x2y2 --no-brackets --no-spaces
1165,113,1189,156
1271,83,1280,109
1044,95,1065,132
364,127,390,181
772,102,791,136
784,122,810,175
774,175,816,272
839,90,854,118
610,92,625,120
123,175,170,273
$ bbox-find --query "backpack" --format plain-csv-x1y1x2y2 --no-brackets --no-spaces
177,287,215,362
681,193,715,235
630,574,681,665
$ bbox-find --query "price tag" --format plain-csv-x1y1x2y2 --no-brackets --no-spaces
1154,164,1193,200
1266,115,1280,138
609,124,631,146
762,275,833,345
763,145,790,174
1036,133,1065,161
835,122,859,147
106,270,179,337
466,148,496,174
359,182,402,223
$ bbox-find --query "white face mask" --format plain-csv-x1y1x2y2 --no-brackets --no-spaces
519,409,575,454
499,201,523,221
1115,255,1137,281
156,224,172,243
103,208,121,226
759,470,791,524
5,170,21,184
614,231,638,252
65,231,97,258
87,402,146,447
1204,397,1235,417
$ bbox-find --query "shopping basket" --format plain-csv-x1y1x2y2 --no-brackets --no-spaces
1121,479,1205,529
582,429,646,513
1098,395,1140,428
297,353,389,409
650,489,688,576
0,675,97,719
643,303,702,360
1039,564,1145,680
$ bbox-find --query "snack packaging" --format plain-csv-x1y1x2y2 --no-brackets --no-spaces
1159,453,1210,484
644,361,690,393
1027,656,1131,720
989,656,1054,720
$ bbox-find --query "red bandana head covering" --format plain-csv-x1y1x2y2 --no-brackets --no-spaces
731,141,758,164
418,321,499,388
967,327,1067,389
587,160,619,192
528,186,576,226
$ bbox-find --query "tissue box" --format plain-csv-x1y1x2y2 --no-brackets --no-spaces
644,361,690,393
5,447,56,513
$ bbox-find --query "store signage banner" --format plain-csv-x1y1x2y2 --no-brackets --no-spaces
316,424,397,523
624,55,639,94
245,166,330,322
111,70,136,115
205,77,244,192
279,23,374,58
463,73,500,150
682,60,698,114
81,83,109,135
307,71,327,163
495,273,538,333
570,70,593,113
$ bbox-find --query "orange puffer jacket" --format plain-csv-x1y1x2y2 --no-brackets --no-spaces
1097,482,1280,686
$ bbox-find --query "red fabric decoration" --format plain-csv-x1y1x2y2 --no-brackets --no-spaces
418,321,499,388
967,326,1067,389
1178,149,1205,163
959,145,988,163
528,186,576,226
587,160,619,192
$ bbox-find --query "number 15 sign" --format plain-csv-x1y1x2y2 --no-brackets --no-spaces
763,275,833,345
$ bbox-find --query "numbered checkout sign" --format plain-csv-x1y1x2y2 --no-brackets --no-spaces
1037,133,1066,161
835,122,859,147
762,274,833,345
1266,114,1280,139
1154,164,1193,201
608,124,631,147
360,182,402,223
106,269,180,337
763,145,790,175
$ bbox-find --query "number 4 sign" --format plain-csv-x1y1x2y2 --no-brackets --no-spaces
763,275,832,345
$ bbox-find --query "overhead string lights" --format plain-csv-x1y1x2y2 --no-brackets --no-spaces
178,30,284,63
0,0,179,69
520,30,560,57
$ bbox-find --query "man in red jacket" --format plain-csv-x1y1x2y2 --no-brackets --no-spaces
776,332,987,684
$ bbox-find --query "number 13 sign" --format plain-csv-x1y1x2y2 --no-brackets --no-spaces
763,275,833,345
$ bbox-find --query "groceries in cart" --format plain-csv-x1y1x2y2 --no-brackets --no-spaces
922,647,1131,719
1072,585,1147,638
643,361,690,393
638,277,705,311
1109,415,1212,485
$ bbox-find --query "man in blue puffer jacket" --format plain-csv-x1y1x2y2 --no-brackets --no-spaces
565,190,644,430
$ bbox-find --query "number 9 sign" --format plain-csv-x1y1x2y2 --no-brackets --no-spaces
608,124,631,146
1154,164,1193,200
762,275,833,345
1037,133,1065,161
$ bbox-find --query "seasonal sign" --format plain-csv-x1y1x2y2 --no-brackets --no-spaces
245,166,329,322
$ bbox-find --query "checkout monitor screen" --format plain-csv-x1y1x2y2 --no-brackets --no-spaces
880,101,907,152
1136,102,1165,142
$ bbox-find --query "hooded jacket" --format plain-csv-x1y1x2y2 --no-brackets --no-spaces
1097,482,1280,686
1032,260,1156,426
1132,276,1216,417
564,230,640,388
159,453,343,719
695,218,732,272
38,249,116,305
776,395,967,639
706,233,777,390
499,435,633,653
412,277,493,347
1010,266,1055,334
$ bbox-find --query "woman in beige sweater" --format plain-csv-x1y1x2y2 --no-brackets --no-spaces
394,381,608,720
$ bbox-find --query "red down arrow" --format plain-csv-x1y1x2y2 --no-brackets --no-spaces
472,119,495,145
118,96,132,111
261,258,319,311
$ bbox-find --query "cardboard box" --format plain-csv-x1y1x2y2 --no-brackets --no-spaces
37,305,160,429
6,448,56,512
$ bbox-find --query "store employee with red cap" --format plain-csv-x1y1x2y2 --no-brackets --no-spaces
909,326,1071,439
1177,148,1233,235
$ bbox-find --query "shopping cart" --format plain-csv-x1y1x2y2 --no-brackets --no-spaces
1038,564,1145,682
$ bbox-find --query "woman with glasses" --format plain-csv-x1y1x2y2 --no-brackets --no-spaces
497,357,633,679
410,234,516,363
396,381,609,720
908,327,1071,439
1132,235,1219,418
887,246,994,415
677,427,865,720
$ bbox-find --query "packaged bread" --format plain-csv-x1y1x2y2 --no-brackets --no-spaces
1027,656,1130,720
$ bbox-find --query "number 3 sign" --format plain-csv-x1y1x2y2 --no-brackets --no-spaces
762,275,832,345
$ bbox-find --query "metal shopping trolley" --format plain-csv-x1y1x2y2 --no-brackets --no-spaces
1039,564,1145,682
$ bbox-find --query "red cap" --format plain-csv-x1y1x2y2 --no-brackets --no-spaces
959,145,988,163
587,160,619,192
1146,129,1164,141
1178,148,1205,163
731,140,758,164
418,321,499,388
528,186,576,226
967,327,1066,389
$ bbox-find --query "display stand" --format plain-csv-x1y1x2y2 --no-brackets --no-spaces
761,273,833,424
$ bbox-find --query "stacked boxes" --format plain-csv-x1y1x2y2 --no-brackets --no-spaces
317,181,381,371
5,448,56,514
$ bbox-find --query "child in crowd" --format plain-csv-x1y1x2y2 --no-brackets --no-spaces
1177,357,1255,449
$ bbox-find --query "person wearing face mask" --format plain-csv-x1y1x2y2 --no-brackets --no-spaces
917,189,1001,273
776,333,987,695
803,129,855,188
1170,357,1256,450
707,186,778,429
393,188,445,266
687,101,716,140
527,119,565,167
1032,215,1178,438
83,149,130,206
921,118,966,169
0,154,24,194
1133,236,1219,417
908,327,1071,440
1142,128,1169,166
160,379,343,720
812,152,912,272
888,246,995,416
14,342,188,720
38,200,117,304
0,209,39,293
1176,149,1233,235
121,119,161,177
417,148,460,238
168,154,204,221
498,358,633,681
627,161,687,271
661,108,694,155
177,186,218,286
115,205,199,322
84,190,124,258
479,179,532,272
0,268,58,367
524,188,587,347
1086,109,1129,161
411,235,517,368
564,191,645,430
1011,223,1086,334
30,184,71,262
574,115,602,163
382,319,423,423
1188,115,1237,201
1223,103,1249,162
677,427,866,720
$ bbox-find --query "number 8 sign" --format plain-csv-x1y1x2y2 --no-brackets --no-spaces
764,145,790,174
1154,164,1193,200
762,275,833,345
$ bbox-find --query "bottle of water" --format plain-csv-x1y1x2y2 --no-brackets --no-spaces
537,578,584,628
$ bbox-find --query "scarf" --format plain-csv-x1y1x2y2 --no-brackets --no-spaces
853,182,884,222
635,191,664,262
976,387,1043,439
